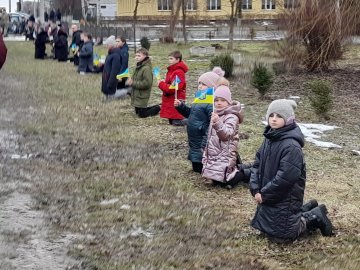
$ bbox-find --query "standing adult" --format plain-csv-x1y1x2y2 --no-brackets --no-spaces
49,9,56,23
44,11,49,22
56,9,62,23
0,29,7,70
70,24,83,66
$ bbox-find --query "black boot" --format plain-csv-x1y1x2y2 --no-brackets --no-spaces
301,199,318,212
302,204,333,236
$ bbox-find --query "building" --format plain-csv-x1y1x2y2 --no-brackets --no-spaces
88,0,117,20
117,0,296,22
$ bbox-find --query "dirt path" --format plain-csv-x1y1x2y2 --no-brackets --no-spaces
0,75,80,270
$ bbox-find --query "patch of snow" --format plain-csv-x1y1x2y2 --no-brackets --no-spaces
351,150,360,156
99,198,119,205
261,122,342,149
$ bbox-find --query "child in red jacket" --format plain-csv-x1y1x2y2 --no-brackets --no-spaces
157,51,188,126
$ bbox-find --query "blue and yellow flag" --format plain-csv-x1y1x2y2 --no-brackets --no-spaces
116,68,131,79
169,75,181,90
153,67,161,80
192,88,214,104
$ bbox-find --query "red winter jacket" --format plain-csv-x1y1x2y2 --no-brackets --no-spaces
0,34,7,70
158,61,188,120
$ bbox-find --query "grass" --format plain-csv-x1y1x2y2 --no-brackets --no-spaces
1,40,360,270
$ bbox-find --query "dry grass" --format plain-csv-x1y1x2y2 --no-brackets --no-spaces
1,40,359,270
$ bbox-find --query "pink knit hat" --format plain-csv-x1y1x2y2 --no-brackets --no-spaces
212,66,225,77
214,85,232,104
198,71,221,88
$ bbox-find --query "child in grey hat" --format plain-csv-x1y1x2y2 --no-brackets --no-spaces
249,99,333,243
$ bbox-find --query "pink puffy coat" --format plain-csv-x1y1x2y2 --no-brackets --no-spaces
202,101,244,182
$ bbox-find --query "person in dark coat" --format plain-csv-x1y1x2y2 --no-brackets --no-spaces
157,50,188,126
78,33,94,74
49,9,55,23
249,99,333,243
113,36,129,89
44,11,49,22
54,28,68,62
35,27,48,59
175,70,223,173
70,24,83,66
0,30,7,70
56,9,62,22
101,35,121,99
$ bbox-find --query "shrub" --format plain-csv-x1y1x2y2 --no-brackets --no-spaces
251,62,274,98
210,53,234,78
307,79,333,119
140,37,151,50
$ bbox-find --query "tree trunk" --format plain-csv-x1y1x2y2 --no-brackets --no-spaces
182,0,187,44
166,0,182,43
133,0,140,53
228,0,236,50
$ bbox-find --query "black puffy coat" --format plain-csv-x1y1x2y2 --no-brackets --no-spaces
101,49,121,95
250,123,306,240
176,102,212,163
54,30,68,62
35,30,48,59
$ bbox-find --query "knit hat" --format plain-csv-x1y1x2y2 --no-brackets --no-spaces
266,99,297,125
198,71,221,88
103,35,116,46
214,85,232,104
212,66,225,77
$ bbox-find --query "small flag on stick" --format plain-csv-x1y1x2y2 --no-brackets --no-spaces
153,67,161,80
116,68,131,79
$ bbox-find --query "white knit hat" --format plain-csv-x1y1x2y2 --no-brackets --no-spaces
103,35,116,46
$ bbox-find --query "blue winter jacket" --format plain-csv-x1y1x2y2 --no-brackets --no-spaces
78,41,94,73
176,100,213,163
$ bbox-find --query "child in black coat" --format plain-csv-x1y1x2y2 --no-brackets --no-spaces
250,99,333,243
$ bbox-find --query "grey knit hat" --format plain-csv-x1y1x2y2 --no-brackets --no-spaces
266,99,297,125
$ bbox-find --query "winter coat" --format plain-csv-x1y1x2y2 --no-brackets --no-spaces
101,49,121,95
202,101,243,182
250,123,306,240
78,41,94,73
158,61,188,120
0,34,7,70
176,92,213,163
71,30,83,49
54,30,68,61
131,57,153,108
114,43,129,73
35,30,48,59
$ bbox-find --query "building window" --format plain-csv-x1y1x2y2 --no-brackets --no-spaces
158,0,173,11
262,0,275,10
186,0,197,10
207,0,221,10
284,0,299,9
242,0,252,10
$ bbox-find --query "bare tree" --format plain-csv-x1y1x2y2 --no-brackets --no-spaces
181,0,188,44
228,0,241,50
281,0,360,71
133,0,151,52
